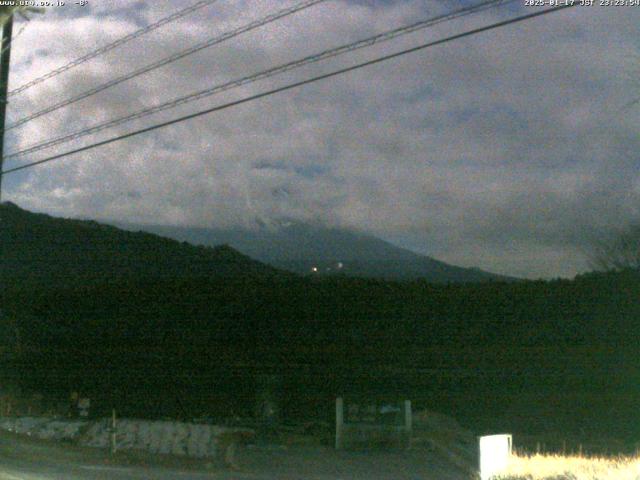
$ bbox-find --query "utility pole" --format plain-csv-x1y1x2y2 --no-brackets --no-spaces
0,14,13,202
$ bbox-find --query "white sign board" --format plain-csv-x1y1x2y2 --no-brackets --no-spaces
479,434,512,480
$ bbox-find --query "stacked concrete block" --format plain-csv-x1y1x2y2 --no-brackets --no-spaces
40,419,87,441
81,418,109,448
186,423,210,457
135,420,152,451
170,422,188,456
0,416,252,460
158,421,175,454
0,417,86,440
117,420,139,449
147,421,163,453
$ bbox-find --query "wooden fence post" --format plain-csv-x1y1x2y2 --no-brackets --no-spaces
403,400,412,449
110,409,117,455
335,397,344,450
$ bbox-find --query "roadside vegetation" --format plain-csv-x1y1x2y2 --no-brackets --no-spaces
497,452,640,480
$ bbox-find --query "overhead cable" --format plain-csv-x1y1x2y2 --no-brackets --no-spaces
4,0,516,160
4,0,328,131
0,5,576,178
7,0,220,97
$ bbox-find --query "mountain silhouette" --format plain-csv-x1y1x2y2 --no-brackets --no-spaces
113,219,513,283
1,202,283,287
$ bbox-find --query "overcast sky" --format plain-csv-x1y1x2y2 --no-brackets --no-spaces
2,0,639,279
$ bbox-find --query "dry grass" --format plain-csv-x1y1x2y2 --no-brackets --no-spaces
496,452,640,480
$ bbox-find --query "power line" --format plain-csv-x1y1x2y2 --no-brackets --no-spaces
4,0,515,160
7,0,220,97
4,0,328,132
3,0,512,157
0,5,575,178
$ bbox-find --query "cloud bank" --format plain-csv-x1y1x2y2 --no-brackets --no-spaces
4,0,640,278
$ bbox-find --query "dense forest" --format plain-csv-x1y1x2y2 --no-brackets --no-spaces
2,202,639,441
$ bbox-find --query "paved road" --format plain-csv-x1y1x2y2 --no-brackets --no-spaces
0,433,471,479
0,456,264,480
0,432,256,480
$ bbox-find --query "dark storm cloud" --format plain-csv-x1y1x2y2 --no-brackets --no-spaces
3,1,639,278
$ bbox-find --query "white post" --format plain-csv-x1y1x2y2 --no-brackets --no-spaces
111,409,117,455
335,397,344,450
403,400,412,448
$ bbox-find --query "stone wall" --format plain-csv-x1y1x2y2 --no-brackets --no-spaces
0,416,253,459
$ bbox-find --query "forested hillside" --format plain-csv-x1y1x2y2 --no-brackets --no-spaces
2,202,638,441
1,202,284,286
